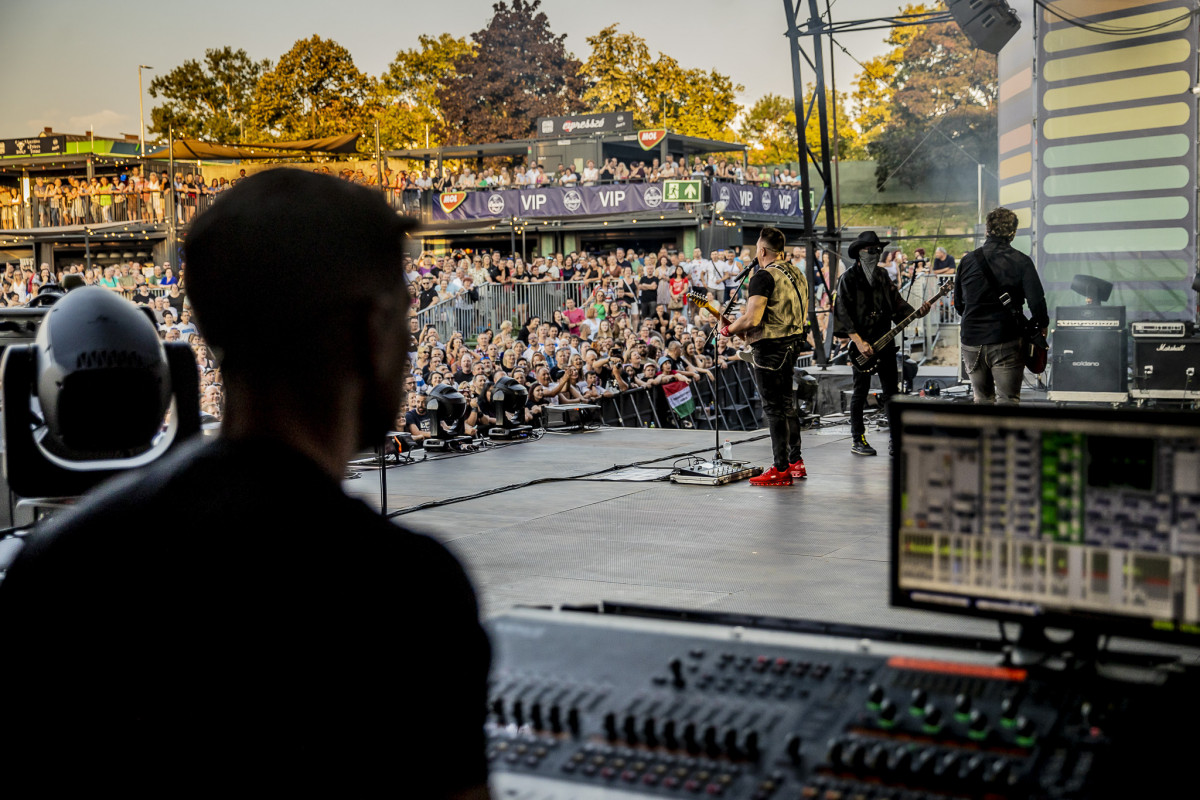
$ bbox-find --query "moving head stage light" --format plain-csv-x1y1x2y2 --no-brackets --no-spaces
1,287,200,499
422,383,473,452
488,377,532,441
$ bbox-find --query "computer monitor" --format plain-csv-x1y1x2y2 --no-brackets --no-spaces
889,398,1200,646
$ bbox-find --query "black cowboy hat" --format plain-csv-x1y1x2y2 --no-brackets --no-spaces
847,230,890,260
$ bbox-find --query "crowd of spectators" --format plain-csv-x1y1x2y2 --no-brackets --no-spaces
428,154,809,192
400,242,821,441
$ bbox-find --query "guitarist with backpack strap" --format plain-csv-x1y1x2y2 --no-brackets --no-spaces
834,231,933,457
952,207,1048,405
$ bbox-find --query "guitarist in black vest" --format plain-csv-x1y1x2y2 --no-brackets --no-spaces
953,207,1048,404
834,231,932,456
718,226,809,486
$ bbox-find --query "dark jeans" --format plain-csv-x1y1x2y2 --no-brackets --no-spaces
851,344,898,436
751,335,804,471
639,299,657,320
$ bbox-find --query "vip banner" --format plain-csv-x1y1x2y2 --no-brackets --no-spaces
433,181,806,221
434,183,673,221
710,181,802,217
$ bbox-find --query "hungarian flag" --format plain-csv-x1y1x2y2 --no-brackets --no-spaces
662,380,695,418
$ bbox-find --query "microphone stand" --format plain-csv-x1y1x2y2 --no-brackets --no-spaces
702,259,757,462
898,258,921,393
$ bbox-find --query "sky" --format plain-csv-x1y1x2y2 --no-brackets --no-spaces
1,0,917,140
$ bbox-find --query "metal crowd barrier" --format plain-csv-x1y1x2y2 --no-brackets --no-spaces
415,281,594,342
593,360,763,432
900,274,959,358
16,189,216,228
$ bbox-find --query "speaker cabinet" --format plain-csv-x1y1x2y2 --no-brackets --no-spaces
946,0,1022,54
1048,328,1127,402
1132,337,1200,399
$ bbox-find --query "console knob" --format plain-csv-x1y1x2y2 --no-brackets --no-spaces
841,740,864,771
491,698,506,724
683,722,700,754
530,702,544,730
1015,715,1037,741
910,689,928,709
662,719,679,749
969,709,989,734
983,758,1010,785
955,693,973,715
826,738,844,767
934,751,960,778
743,729,760,761
863,743,888,773
888,746,912,774
548,704,562,734
961,753,987,782
623,714,639,745
923,705,943,730
567,707,581,737
723,728,740,758
866,683,886,706
703,725,721,758
911,748,937,777
603,711,618,740
1000,697,1019,721
785,733,803,765
670,657,686,689
512,699,525,727
642,716,658,747
878,698,899,724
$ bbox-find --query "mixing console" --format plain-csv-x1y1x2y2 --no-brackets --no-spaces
487,609,1187,799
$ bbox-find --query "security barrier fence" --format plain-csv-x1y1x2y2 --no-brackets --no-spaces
416,281,595,342
592,359,763,431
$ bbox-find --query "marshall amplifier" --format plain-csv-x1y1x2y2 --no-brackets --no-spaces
1048,306,1127,402
1131,337,1200,399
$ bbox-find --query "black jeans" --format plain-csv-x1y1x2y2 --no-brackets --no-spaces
851,344,898,436
751,335,804,472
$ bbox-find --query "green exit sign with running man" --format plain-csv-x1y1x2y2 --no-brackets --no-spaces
663,180,701,202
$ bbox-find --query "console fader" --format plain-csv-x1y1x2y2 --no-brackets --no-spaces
486,610,1185,799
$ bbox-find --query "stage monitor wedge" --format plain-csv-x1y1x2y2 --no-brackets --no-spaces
946,0,1022,54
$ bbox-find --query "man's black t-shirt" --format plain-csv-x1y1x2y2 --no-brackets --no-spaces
418,287,439,310
748,269,775,299
453,369,473,384
0,437,490,792
406,408,433,434
638,274,658,303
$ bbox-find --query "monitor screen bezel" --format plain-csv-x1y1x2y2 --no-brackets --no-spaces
889,397,1200,647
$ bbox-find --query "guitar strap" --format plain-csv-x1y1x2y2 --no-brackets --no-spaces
766,261,809,333
973,247,1030,330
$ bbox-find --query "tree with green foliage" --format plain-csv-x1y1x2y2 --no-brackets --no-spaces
437,0,584,143
739,90,863,165
579,25,742,140
378,33,475,150
147,47,270,142
250,35,374,142
854,3,998,190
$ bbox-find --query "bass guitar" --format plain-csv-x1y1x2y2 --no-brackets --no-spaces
848,279,954,374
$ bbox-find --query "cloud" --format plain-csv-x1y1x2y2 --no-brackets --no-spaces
66,109,133,136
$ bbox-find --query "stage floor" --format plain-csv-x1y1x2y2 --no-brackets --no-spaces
344,420,997,640
345,419,993,638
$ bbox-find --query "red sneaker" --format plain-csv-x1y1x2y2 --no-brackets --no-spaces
789,458,808,479
749,466,793,486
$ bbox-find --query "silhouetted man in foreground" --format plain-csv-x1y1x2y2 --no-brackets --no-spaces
0,170,491,798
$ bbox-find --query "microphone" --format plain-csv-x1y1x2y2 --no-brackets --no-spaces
733,258,759,282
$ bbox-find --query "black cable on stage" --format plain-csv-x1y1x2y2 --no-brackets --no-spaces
383,432,771,518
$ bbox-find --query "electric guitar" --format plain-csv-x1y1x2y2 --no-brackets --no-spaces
847,279,954,374
687,291,731,324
